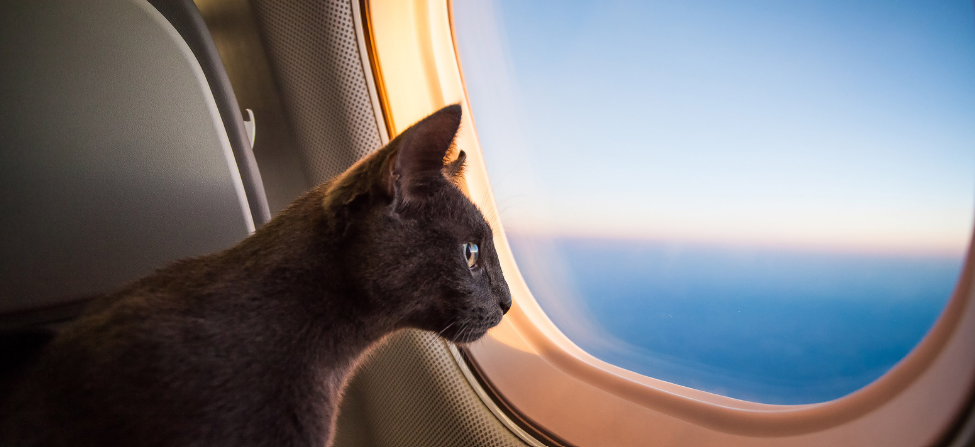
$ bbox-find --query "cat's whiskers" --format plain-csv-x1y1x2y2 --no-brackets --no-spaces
457,324,474,345
437,321,456,337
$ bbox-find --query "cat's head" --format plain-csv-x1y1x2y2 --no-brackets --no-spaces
328,104,511,343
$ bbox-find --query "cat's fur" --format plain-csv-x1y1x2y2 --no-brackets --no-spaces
0,104,511,447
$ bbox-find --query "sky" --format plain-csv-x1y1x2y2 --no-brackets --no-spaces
452,0,975,256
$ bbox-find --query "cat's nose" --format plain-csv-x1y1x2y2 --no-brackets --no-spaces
499,296,512,315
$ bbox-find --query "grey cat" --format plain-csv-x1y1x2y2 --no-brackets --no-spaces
1,104,511,447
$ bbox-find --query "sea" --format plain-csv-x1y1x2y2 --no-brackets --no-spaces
506,234,964,405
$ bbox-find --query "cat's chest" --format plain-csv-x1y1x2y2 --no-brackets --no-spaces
71,302,348,446
158,337,347,447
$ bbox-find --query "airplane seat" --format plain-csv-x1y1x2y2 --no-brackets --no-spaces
0,0,534,445
148,0,271,226
0,0,267,326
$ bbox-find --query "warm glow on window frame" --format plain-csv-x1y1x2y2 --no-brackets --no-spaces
359,0,975,444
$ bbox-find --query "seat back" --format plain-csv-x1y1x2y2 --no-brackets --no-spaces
0,0,262,320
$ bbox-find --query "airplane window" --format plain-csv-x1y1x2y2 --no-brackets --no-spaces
453,0,975,404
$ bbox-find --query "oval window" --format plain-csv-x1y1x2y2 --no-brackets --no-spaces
453,0,975,404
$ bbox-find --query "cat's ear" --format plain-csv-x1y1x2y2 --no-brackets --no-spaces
444,150,466,180
388,104,462,207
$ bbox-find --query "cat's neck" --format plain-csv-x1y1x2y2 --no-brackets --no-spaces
159,182,392,372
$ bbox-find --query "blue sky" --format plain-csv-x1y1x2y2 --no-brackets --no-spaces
453,0,975,255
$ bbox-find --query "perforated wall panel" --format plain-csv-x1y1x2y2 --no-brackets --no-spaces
248,0,383,183
333,330,530,447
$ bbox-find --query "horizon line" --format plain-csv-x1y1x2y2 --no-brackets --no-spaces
500,225,971,258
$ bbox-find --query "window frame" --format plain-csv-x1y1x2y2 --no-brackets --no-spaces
359,0,975,444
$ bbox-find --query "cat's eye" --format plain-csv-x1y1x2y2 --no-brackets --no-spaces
463,242,479,268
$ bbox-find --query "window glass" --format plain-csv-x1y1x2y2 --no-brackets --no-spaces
453,0,975,404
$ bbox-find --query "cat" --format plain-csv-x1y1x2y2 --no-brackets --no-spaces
0,104,512,447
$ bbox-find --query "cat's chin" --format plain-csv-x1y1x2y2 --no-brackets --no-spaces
437,323,492,345
429,306,505,344
452,328,489,344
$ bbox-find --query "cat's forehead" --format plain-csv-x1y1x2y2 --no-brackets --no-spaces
427,184,492,235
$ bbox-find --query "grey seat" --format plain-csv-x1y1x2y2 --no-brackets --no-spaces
0,0,268,322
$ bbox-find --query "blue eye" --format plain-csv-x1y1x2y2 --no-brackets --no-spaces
463,242,479,268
